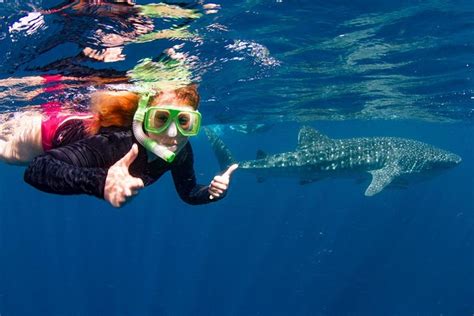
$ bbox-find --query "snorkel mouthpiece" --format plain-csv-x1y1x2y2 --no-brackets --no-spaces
143,137,175,163
133,94,176,163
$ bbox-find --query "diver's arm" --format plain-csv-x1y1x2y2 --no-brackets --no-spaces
171,143,221,205
24,152,108,197
24,131,136,198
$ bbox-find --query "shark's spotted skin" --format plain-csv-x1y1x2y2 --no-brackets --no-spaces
205,126,462,196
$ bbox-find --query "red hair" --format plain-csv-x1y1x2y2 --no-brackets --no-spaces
86,85,200,134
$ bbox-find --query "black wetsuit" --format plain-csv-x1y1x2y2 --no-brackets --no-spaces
24,121,216,205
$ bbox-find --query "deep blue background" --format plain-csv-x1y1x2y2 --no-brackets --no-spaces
0,121,472,316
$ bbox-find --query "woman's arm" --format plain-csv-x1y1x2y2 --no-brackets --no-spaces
24,130,137,198
171,143,220,205
24,152,108,198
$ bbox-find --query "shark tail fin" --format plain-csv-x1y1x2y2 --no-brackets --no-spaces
204,127,237,170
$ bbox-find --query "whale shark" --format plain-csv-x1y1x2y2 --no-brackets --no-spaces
205,126,462,196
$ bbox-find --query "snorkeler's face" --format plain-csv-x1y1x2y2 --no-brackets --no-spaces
146,93,195,153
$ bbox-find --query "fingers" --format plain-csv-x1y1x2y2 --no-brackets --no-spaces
209,186,224,195
208,180,222,200
120,143,139,167
222,163,239,178
210,179,227,190
208,188,220,200
111,200,121,208
124,177,143,194
208,173,233,200
208,181,224,199
112,195,134,208
129,178,145,192
104,164,144,208
123,187,133,198
208,164,239,200
122,177,144,198
110,180,144,208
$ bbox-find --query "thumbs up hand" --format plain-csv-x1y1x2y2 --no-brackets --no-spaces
208,164,238,200
104,144,145,208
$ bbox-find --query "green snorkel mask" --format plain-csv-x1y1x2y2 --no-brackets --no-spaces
133,94,176,163
129,54,199,163
144,107,201,136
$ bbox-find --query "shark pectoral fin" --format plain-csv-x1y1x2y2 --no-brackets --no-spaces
365,166,400,196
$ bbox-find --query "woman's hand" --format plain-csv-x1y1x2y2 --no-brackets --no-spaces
104,144,144,208
208,164,238,200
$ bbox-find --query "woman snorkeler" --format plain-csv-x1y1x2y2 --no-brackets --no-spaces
0,83,237,207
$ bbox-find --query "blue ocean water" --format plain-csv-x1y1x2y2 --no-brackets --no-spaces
0,0,473,315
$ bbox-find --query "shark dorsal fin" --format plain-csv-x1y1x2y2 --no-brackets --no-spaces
256,150,267,159
298,126,332,149
365,164,401,196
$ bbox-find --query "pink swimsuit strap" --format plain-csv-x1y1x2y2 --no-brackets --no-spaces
41,108,92,151
41,74,63,83
41,75,64,93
